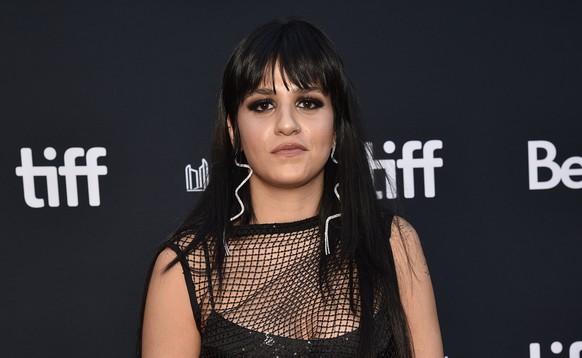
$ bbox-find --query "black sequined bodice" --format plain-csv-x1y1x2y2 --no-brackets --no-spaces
168,217,394,357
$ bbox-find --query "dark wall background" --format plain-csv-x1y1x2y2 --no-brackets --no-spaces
1,1,581,357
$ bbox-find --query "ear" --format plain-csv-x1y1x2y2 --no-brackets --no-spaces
227,116,234,147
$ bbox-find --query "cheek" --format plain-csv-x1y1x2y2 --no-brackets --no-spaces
315,113,335,145
238,122,264,156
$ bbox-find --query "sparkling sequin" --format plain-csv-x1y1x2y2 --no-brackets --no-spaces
264,333,275,346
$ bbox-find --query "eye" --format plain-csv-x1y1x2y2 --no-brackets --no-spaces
248,99,274,112
297,97,324,110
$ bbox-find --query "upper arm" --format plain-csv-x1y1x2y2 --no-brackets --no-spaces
390,217,443,358
142,247,201,358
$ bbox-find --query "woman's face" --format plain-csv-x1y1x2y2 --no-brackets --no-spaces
232,68,335,191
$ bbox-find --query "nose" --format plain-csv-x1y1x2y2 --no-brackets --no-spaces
275,104,301,135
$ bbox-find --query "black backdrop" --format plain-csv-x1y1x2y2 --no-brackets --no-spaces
1,1,581,357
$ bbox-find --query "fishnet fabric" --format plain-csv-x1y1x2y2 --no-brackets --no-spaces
168,217,394,357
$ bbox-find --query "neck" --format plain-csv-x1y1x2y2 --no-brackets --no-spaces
248,175,324,224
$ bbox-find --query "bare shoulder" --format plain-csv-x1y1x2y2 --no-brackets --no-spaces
389,216,444,357
155,247,180,270
390,216,420,244
389,216,429,280
148,247,186,283
141,247,201,357
390,216,420,245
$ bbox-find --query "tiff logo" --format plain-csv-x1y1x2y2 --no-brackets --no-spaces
185,158,209,192
528,140,582,190
366,140,443,199
15,147,108,208
530,341,582,358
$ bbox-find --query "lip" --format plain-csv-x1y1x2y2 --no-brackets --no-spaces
271,142,308,156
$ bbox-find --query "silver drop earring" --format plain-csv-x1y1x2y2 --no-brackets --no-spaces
223,154,253,256
324,183,341,255
325,141,341,255
330,141,338,164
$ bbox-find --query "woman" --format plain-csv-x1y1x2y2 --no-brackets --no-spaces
139,19,442,357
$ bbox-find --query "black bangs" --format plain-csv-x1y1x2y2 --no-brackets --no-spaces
222,19,346,118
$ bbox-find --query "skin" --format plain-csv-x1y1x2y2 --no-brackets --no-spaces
141,69,443,357
391,217,444,357
229,68,335,224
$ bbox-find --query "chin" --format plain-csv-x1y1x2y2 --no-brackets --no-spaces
272,178,310,189
272,173,324,189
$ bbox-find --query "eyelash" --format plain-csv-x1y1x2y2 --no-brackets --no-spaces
248,99,274,112
247,97,324,112
298,97,324,110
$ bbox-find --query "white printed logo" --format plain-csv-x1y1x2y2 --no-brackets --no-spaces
528,140,582,190
15,147,108,208
366,140,443,199
185,158,209,192
530,341,582,358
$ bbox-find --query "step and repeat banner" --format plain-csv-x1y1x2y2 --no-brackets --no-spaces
1,1,580,357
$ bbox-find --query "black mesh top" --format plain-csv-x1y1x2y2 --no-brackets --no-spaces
167,216,394,357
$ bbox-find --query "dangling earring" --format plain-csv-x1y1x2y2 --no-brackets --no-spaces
330,141,338,164
325,141,341,255
324,184,341,255
223,152,253,256
231,155,253,221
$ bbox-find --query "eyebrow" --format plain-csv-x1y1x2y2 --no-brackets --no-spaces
250,87,323,96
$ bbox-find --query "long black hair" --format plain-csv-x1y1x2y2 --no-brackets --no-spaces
138,19,412,358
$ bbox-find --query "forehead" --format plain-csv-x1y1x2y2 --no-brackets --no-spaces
252,64,322,94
